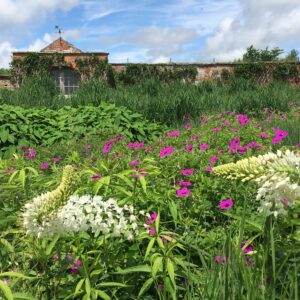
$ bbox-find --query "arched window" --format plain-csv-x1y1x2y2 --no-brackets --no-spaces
50,69,80,95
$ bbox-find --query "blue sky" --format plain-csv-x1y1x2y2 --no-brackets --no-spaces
0,0,300,67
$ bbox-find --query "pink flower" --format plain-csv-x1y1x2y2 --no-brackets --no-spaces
186,145,193,152
2,278,10,285
257,133,269,138
191,134,201,141
199,143,210,150
150,213,158,222
135,142,144,150
236,114,250,126
219,199,233,209
216,149,224,154
20,145,28,151
167,130,180,137
102,143,112,153
129,161,140,166
209,156,219,164
178,181,192,186
183,114,191,120
272,128,288,144
216,256,227,265
85,144,91,150
181,169,194,176
52,157,61,163
40,162,49,170
70,266,79,274
159,146,174,157
184,122,191,129
148,228,156,235
25,149,36,159
91,175,102,180
7,167,16,173
74,260,81,266
205,166,212,172
280,114,287,120
176,187,190,197
221,120,230,126
212,127,221,132
296,143,300,147
241,240,254,254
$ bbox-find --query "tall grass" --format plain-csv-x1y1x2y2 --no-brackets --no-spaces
1,76,300,125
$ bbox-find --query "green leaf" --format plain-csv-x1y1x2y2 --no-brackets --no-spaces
0,272,36,280
0,280,13,300
75,279,85,294
95,290,111,300
116,265,151,274
13,293,35,300
85,278,91,298
0,238,14,253
139,176,147,194
98,282,128,288
45,235,59,256
167,258,176,288
19,169,26,189
145,238,155,260
152,256,163,278
138,277,154,297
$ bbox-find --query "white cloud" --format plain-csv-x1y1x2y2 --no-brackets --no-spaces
0,0,80,27
0,42,15,68
202,0,300,61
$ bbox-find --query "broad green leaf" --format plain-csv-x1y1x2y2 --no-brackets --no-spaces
75,279,85,294
116,265,151,274
95,290,111,300
167,258,176,287
145,238,156,259
152,256,163,278
139,176,147,194
138,277,154,297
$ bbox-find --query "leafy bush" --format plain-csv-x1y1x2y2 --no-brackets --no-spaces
0,103,164,157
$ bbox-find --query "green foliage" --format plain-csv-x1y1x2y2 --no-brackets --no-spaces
116,64,197,85
272,63,298,81
243,45,284,62
285,49,299,62
234,63,266,80
0,103,164,158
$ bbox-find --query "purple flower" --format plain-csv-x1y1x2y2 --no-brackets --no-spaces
70,266,79,274
186,144,193,152
212,127,221,132
167,130,180,137
25,149,36,159
199,143,210,150
272,128,288,144
184,122,191,129
159,146,174,158
102,143,112,153
74,260,81,266
129,161,140,166
91,175,102,180
20,145,28,151
216,255,227,265
209,156,219,164
181,169,194,176
7,168,16,173
176,187,190,197
219,199,233,209
40,162,49,170
52,157,61,163
205,166,213,172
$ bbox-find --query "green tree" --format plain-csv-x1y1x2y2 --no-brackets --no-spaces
243,45,284,62
285,49,299,62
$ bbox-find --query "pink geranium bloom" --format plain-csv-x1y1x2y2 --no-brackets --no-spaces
40,163,49,170
52,157,61,163
176,187,190,197
184,122,191,129
199,143,210,150
186,145,193,152
212,127,221,132
257,133,269,138
205,166,213,172
216,256,227,265
167,130,180,137
178,181,192,186
159,146,174,157
102,143,112,153
209,156,219,163
181,169,194,175
219,199,233,209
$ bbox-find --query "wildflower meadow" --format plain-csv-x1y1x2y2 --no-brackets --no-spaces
0,99,299,299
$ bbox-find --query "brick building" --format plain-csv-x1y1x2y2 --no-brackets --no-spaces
12,38,109,94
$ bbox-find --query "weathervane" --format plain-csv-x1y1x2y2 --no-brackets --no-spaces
55,26,63,39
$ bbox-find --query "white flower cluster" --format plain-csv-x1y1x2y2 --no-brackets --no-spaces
213,150,300,217
23,195,139,239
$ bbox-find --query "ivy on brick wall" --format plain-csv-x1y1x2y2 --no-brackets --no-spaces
116,64,197,85
10,53,69,86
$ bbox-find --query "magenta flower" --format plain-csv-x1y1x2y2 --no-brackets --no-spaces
241,240,254,254
148,228,156,235
216,149,224,154
150,213,158,222
184,122,191,129
186,145,193,152
70,266,79,274
209,156,219,164
219,199,233,209
183,114,191,120
85,144,91,150
159,146,174,157
191,134,201,141
167,130,180,137
74,260,81,266
295,143,300,147
25,149,36,159
272,128,288,144
181,169,194,176
178,181,192,186
221,120,230,126
91,175,102,180
7,167,16,173
199,143,210,150
257,133,269,138
20,145,28,151
212,127,221,132
40,162,49,170
129,161,140,166
135,141,144,150
216,255,227,265
52,157,61,163
102,143,112,153
176,187,190,197
205,166,213,172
